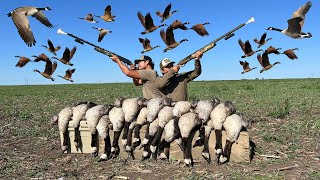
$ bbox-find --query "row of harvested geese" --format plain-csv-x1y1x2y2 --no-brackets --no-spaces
53,97,247,166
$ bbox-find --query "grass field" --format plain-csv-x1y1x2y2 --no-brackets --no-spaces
1,78,320,179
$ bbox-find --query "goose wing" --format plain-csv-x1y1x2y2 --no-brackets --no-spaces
48,39,55,51
104,5,112,18
160,29,168,46
86,14,94,21
192,24,208,36
163,3,172,18
16,56,30,67
98,29,107,42
166,27,176,45
65,69,75,79
244,40,253,54
43,59,53,75
35,53,49,62
260,32,267,43
170,20,188,30
51,61,57,75
261,52,270,67
287,17,302,33
238,39,245,53
32,11,53,28
137,11,146,29
292,1,312,27
257,54,264,67
145,13,155,30
62,47,71,62
69,46,77,60
144,38,151,48
11,11,36,47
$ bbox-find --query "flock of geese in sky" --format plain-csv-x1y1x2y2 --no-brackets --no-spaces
8,1,312,82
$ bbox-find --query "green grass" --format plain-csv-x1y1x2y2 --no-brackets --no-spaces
0,78,320,179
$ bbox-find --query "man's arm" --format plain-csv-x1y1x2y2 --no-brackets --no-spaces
186,51,203,82
133,78,143,86
152,65,181,88
110,54,141,79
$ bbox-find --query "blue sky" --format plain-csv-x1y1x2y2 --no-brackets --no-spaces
1,0,319,85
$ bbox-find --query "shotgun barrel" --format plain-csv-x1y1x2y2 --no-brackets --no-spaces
57,29,133,66
177,17,255,66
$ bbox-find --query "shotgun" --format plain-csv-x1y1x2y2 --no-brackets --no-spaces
57,29,133,66
177,17,255,66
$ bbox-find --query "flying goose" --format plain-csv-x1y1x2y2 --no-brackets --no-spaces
156,3,178,23
257,52,280,73
139,38,160,53
92,27,112,42
34,59,57,81
281,48,299,60
52,47,77,66
238,39,263,58
94,5,115,22
32,53,50,62
42,39,61,56
58,69,76,82
15,56,34,68
190,22,210,36
169,20,190,30
78,13,98,23
266,1,312,39
138,11,167,34
7,6,53,47
160,27,188,52
265,46,282,55
239,61,257,74
253,32,272,48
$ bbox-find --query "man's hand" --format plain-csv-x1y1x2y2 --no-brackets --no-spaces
192,51,203,61
129,64,136,70
172,65,182,73
109,54,120,63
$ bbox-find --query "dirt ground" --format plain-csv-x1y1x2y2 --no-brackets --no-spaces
1,132,319,179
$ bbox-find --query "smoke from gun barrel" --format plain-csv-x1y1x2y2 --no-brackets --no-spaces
57,29,67,35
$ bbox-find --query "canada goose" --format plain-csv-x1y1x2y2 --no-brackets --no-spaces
138,11,167,34
239,61,257,74
139,38,160,53
92,27,112,42
31,53,50,62
190,22,210,36
7,6,53,47
34,59,57,81
253,32,272,48
266,1,312,39
281,48,299,60
42,39,61,56
52,47,77,66
15,56,34,68
58,69,76,82
156,3,178,23
170,20,190,30
257,52,281,73
78,13,98,23
94,5,115,22
160,27,188,52
238,39,263,58
265,46,282,55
